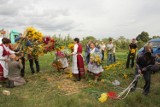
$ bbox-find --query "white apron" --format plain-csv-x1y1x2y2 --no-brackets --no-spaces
0,45,15,78
72,44,79,74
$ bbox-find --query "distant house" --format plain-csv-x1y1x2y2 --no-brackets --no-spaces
9,30,20,44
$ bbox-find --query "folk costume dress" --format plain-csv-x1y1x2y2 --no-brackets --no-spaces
72,43,85,77
88,48,103,76
0,44,15,81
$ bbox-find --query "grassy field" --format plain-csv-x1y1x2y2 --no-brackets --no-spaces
0,51,160,107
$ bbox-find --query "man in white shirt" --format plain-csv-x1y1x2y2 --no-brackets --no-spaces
106,38,114,65
100,42,106,61
113,44,116,62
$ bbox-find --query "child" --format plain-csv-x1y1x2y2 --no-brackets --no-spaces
7,53,26,88
54,49,69,70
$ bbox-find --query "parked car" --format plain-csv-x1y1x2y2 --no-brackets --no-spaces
138,38,160,56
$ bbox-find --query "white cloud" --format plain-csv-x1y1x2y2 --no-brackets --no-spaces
0,0,160,39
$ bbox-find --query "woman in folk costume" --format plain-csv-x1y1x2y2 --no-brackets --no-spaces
88,42,104,82
0,38,15,82
71,38,85,81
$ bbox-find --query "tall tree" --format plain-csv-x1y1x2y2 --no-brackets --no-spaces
136,31,150,42
85,36,96,41
152,35,160,39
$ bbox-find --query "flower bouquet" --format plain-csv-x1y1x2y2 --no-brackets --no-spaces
68,43,74,52
24,27,43,42
43,36,55,53
90,53,102,66
131,49,136,54
15,27,45,59
52,60,63,71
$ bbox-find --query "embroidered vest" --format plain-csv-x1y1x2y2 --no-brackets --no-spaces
0,44,10,57
77,43,82,54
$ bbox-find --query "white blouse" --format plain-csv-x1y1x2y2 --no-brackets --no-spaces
72,44,78,55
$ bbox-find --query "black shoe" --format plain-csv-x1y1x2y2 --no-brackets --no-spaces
77,77,81,81
73,79,81,82
130,88,136,92
6,80,14,88
143,91,149,96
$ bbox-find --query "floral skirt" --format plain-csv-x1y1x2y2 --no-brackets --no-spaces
88,63,103,74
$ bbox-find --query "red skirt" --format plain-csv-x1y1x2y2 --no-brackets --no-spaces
77,55,85,77
0,64,6,82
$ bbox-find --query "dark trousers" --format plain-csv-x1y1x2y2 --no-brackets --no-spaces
134,67,152,94
20,57,25,77
113,53,116,62
86,54,90,64
102,50,104,61
29,59,40,74
126,53,135,68
107,54,113,65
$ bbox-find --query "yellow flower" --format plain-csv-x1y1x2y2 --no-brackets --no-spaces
60,46,65,50
67,72,73,78
57,86,61,89
24,27,44,42
90,53,102,65
100,79,105,83
124,74,128,79
131,49,136,54
68,44,74,49
98,93,108,103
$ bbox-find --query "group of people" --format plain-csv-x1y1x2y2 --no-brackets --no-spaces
1,36,160,96
126,38,160,96
54,38,117,82
0,38,26,87
0,37,40,88
85,38,116,65
70,38,117,82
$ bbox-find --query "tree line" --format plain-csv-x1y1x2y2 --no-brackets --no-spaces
52,31,160,50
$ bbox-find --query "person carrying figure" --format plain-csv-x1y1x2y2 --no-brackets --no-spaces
28,50,40,75
14,34,28,77
70,38,85,81
106,38,114,65
132,46,155,96
126,38,137,68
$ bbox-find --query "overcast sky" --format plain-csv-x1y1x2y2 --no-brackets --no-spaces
0,0,160,39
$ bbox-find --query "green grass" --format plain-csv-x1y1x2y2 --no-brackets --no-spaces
0,51,160,107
